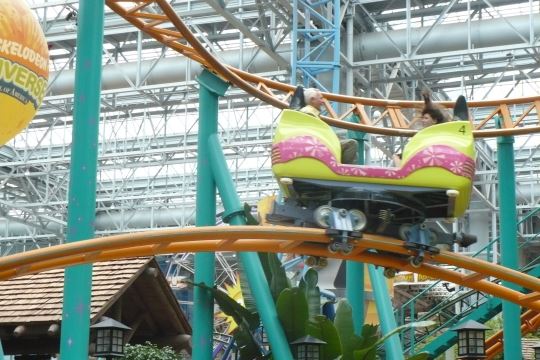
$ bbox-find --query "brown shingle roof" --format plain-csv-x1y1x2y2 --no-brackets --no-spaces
0,257,151,324
0,256,191,356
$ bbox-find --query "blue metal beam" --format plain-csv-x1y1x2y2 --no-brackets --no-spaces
291,0,341,94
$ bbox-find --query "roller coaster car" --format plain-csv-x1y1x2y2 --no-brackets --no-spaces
267,97,477,257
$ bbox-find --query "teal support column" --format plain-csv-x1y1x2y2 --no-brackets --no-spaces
496,125,522,358
361,114,403,360
208,134,294,359
193,70,230,360
346,122,368,333
59,1,104,358
368,265,404,359
346,259,364,333
347,123,401,356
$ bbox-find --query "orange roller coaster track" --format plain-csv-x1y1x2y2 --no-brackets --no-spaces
105,0,540,138
82,1,540,356
485,309,540,359
3,225,540,315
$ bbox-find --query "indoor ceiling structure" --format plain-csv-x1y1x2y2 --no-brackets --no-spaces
2,0,540,289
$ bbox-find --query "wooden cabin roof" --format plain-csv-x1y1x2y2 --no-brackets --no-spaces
0,256,191,356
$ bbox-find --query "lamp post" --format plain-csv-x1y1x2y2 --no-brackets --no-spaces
290,335,326,360
90,317,131,359
451,320,490,359
532,342,540,359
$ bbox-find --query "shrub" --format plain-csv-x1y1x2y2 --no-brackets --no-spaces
124,341,183,360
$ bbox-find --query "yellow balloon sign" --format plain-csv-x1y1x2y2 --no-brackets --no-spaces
0,0,49,146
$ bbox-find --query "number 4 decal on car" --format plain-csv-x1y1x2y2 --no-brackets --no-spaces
458,125,466,134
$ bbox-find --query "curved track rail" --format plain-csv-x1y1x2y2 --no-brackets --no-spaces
106,0,540,138
56,2,540,355
3,225,540,314
485,309,540,359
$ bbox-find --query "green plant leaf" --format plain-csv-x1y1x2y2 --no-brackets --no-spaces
125,341,183,360
185,281,265,360
268,252,290,301
334,299,365,360
258,252,273,284
244,203,260,225
276,287,309,342
299,269,321,320
239,202,270,313
234,326,264,360
238,262,257,312
307,315,342,360
360,324,380,359
353,321,436,360
353,346,377,360
406,352,430,360
186,281,260,331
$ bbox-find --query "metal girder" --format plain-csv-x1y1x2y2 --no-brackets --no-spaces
292,0,341,92
198,0,289,69
349,1,540,105
1,0,539,260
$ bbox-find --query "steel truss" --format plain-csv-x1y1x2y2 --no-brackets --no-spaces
0,1,536,301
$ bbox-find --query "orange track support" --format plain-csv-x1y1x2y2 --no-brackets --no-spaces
2,226,540,314
86,1,540,354
105,0,540,138
485,310,540,359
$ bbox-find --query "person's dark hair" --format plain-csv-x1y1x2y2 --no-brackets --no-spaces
421,90,447,124
289,85,306,110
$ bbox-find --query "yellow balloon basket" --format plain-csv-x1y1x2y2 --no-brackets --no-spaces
0,0,49,146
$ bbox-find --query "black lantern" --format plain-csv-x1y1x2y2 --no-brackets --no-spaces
291,335,326,360
451,320,490,359
90,317,131,359
532,342,540,359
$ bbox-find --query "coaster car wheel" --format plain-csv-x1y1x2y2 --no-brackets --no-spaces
305,256,317,267
349,209,368,231
314,205,333,228
399,224,412,241
305,256,328,268
328,242,340,254
409,255,423,268
341,243,354,255
428,229,438,243
383,267,397,278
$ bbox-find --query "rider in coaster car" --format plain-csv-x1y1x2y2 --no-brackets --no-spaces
299,87,359,165
418,90,449,127
393,90,450,167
